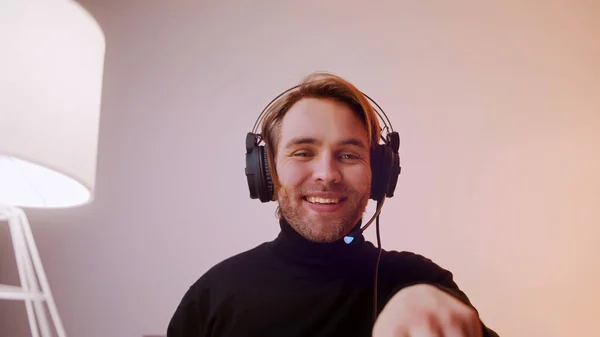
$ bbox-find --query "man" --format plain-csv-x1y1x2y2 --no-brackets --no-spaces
167,72,499,336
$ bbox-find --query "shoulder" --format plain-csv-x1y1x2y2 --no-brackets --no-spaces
195,242,269,285
173,243,268,310
167,244,269,335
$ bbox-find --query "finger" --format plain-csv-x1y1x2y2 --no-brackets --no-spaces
442,309,482,337
466,316,484,337
408,323,443,337
442,324,470,337
462,309,483,337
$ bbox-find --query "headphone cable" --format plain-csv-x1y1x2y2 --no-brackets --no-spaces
372,200,383,324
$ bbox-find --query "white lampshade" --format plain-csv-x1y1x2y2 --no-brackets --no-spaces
0,0,105,208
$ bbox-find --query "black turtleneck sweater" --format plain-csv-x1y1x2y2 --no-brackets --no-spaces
167,220,498,337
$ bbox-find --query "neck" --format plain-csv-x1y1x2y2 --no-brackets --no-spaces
268,217,366,269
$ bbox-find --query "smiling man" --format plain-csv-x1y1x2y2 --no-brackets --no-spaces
167,72,499,337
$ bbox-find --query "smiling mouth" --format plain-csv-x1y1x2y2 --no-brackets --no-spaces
303,196,346,204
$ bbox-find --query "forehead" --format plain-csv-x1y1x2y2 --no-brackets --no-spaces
278,98,368,145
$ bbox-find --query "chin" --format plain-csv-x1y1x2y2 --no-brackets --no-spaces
302,229,344,243
293,213,354,243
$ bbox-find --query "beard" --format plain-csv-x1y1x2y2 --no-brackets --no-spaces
277,182,370,243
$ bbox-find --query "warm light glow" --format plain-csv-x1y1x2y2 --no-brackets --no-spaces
0,155,90,208
0,0,105,208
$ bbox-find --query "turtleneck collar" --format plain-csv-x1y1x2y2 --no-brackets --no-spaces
267,217,366,270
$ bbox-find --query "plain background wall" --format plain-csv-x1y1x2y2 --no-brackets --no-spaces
1,0,599,336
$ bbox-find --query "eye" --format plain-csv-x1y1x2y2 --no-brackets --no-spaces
340,154,360,160
292,151,313,157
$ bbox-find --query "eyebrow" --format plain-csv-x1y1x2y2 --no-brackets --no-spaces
283,137,367,150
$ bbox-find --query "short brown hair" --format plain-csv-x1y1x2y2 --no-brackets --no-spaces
260,72,382,202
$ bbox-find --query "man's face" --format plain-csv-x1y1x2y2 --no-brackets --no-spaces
275,97,371,243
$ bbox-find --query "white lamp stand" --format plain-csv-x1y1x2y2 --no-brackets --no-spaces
0,206,66,337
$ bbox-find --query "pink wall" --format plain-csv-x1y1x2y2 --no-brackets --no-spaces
2,0,599,336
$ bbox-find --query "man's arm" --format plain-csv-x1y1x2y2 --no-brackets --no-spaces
383,251,499,336
433,284,499,337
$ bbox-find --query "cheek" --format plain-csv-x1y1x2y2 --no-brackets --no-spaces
346,166,372,192
277,162,309,188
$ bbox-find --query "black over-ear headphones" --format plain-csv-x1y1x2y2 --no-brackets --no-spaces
245,85,401,203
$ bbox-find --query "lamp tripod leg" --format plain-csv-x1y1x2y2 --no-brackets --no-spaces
12,207,67,337
14,212,52,337
7,209,40,337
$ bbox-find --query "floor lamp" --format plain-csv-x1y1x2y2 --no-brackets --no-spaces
0,1,105,336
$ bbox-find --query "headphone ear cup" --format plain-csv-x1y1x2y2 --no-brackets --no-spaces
386,152,401,198
370,144,392,201
245,133,274,203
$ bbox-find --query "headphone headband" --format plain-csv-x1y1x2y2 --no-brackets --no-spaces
251,84,396,149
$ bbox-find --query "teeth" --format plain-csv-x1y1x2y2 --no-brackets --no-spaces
306,196,340,204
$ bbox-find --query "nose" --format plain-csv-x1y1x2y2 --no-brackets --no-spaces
312,152,341,184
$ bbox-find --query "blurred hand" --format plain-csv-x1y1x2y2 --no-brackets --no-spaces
372,284,483,337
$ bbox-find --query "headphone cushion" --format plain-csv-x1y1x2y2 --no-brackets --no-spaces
260,145,274,201
370,144,393,201
386,152,401,197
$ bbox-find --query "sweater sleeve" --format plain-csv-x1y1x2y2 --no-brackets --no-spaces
386,251,500,337
434,284,500,337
